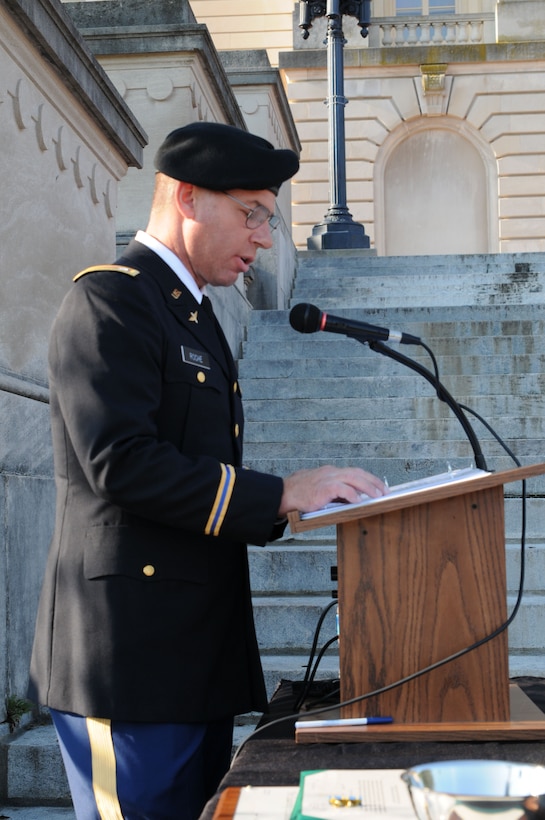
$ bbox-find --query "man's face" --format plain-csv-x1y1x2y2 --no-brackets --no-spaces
179,186,277,290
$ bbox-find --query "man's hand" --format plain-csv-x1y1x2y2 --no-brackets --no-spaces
278,465,388,517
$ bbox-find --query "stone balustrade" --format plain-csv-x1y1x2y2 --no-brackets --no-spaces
369,14,495,47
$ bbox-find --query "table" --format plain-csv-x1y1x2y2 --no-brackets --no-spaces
200,678,545,819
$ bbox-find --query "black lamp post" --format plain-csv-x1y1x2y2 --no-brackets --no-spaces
300,0,371,250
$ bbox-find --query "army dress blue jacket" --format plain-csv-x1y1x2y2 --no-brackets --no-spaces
29,241,285,722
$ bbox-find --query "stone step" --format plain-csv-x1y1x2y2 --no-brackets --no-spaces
244,417,545,443
249,543,337,594
244,395,545,422
238,353,545,379
243,442,543,472
244,441,543,463
252,595,338,653
244,438,543,474
247,316,545,342
248,527,545,596
0,723,71,807
260,653,341,697
266,652,544,693
252,591,545,655
240,372,545,400
263,653,545,682
243,334,543,358
0,809,75,819
291,273,545,308
295,250,545,275
254,584,545,654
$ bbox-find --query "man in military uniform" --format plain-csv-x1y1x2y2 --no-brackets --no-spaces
29,122,386,819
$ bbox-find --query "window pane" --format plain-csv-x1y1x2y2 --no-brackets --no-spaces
396,0,421,14
429,0,455,12
396,0,455,12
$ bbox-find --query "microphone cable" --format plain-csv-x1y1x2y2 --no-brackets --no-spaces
293,598,338,712
295,636,340,712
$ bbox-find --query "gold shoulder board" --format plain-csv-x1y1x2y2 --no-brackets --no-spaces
73,264,140,282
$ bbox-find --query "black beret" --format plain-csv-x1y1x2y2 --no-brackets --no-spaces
154,122,299,194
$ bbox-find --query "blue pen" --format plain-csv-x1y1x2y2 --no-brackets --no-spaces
295,716,393,728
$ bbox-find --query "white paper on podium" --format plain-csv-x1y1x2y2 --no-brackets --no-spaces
300,466,489,521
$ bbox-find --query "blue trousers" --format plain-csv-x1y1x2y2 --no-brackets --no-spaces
50,709,233,820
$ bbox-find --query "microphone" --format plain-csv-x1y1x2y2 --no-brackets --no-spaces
289,303,421,345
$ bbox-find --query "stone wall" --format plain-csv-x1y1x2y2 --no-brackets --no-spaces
0,0,144,730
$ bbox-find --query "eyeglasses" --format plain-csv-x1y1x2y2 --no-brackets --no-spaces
222,192,279,231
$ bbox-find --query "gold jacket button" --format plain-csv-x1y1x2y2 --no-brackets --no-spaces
197,371,206,383
234,423,240,437
233,381,238,393
143,564,155,577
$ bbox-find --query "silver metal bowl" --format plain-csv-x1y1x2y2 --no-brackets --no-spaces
401,760,545,820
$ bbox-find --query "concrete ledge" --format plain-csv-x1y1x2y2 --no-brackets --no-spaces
0,809,75,819
220,50,301,154
63,1,245,129
280,40,545,69
4,0,147,167
0,723,70,804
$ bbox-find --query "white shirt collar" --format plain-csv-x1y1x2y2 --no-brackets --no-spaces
135,230,205,304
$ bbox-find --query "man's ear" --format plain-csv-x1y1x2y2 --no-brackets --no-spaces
175,181,196,219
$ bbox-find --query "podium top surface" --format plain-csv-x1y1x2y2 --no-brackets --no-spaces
287,462,545,533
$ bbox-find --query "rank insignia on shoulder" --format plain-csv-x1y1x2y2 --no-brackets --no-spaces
73,265,140,282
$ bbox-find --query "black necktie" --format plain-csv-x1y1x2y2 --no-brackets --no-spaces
201,295,214,318
200,295,235,373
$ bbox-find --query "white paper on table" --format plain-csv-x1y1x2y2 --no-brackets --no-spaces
300,769,415,819
233,785,299,819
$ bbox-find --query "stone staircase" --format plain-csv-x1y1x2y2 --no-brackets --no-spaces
243,249,545,694
2,249,545,814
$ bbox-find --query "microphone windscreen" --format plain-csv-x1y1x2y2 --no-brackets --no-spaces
289,303,322,334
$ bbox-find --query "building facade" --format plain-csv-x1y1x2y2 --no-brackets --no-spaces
190,0,545,254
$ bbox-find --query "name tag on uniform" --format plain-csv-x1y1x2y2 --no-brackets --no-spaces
181,346,211,369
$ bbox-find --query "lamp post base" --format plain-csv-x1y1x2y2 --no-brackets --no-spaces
307,219,370,250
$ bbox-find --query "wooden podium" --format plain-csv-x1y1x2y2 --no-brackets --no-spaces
288,463,545,742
